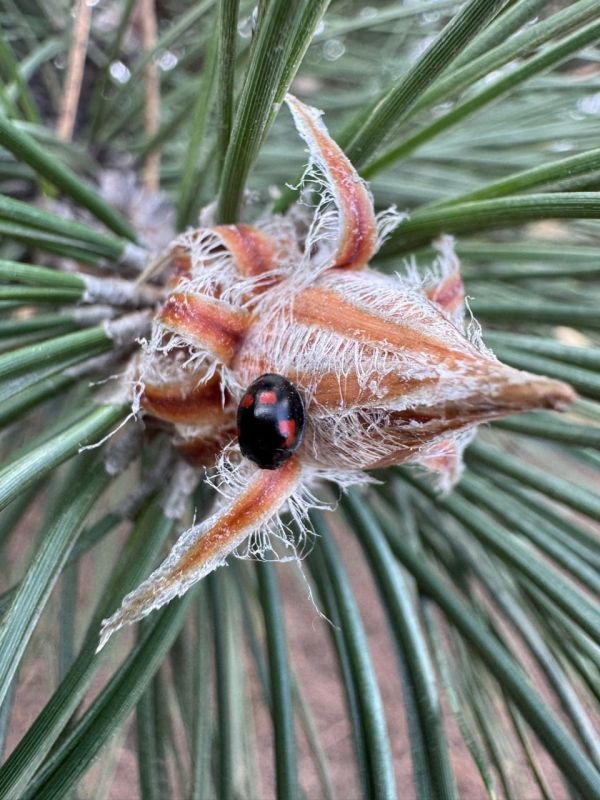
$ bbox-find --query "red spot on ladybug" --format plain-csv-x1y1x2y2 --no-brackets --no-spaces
237,374,305,469
258,390,277,405
278,419,296,448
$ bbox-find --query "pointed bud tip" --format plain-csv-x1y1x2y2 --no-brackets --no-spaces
534,376,576,411
494,372,576,414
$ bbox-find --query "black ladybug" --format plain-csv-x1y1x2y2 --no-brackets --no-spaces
237,374,305,469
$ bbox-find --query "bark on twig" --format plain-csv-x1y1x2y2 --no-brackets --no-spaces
57,0,92,141
140,0,160,192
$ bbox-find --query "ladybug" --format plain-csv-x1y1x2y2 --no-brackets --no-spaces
237,374,305,469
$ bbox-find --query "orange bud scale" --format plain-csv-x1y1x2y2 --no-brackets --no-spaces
98,93,575,650
160,292,249,364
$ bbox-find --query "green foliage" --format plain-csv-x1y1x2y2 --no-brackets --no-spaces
0,1,599,798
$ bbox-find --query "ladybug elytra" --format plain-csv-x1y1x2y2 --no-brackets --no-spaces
237,374,305,469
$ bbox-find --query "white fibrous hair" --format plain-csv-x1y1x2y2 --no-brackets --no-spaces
140,320,239,391
318,267,476,353
173,229,262,308
302,409,405,470
301,404,475,474
464,294,494,358
376,205,408,251
302,181,341,271
173,218,301,306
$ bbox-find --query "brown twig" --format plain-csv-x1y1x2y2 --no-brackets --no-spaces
57,0,92,141
139,0,160,193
